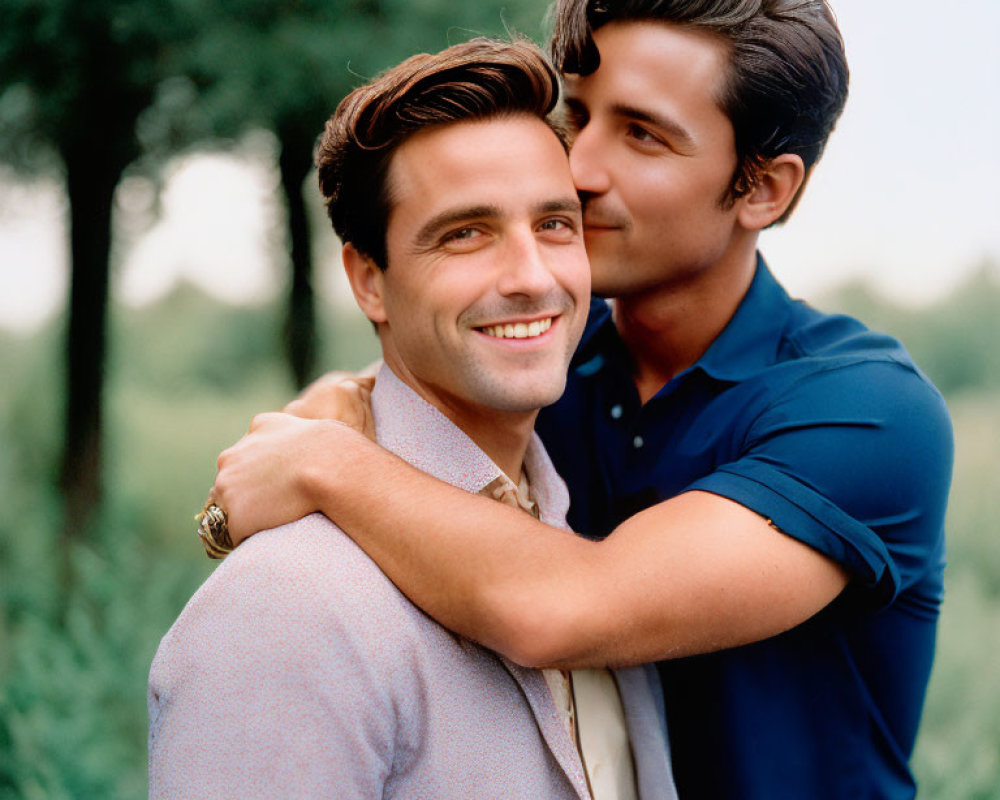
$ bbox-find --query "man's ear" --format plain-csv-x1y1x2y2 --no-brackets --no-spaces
737,153,806,230
342,243,388,324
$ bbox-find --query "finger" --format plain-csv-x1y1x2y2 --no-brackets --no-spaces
249,411,280,432
286,394,340,421
282,397,307,417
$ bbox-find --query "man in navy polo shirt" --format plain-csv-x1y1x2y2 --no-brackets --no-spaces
210,2,953,797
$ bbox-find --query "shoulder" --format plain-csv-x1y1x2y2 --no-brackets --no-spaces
759,327,952,457
148,515,411,796
778,300,907,367
152,514,419,685
739,344,953,509
189,513,397,621
756,302,950,442
780,301,935,383
697,311,953,593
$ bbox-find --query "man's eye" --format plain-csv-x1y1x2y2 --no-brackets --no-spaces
627,123,661,145
443,227,481,243
538,218,577,238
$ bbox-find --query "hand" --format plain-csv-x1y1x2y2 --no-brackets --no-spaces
212,412,347,545
283,372,376,441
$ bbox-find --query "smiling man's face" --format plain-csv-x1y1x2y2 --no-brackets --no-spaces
367,113,591,421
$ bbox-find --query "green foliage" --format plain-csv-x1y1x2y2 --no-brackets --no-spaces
136,0,552,159
0,286,381,798
0,0,196,173
0,532,207,799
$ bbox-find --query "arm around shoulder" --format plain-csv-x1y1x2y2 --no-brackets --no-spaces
277,363,949,671
462,362,953,669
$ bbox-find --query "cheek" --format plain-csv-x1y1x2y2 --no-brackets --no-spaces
550,244,591,287
379,284,410,326
629,157,732,220
380,278,438,342
553,254,593,336
437,255,501,304
570,261,593,301
620,161,684,218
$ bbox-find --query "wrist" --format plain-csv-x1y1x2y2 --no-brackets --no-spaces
297,419,364,517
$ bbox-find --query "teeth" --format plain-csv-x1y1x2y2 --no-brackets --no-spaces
482,317,553,339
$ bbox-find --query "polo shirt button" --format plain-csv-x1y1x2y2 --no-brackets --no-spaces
633,435,644,449
610,404,623,419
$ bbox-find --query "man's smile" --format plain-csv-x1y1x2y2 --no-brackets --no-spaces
478,316,555,340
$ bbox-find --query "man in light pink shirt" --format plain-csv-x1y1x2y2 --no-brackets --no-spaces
148,39,675,799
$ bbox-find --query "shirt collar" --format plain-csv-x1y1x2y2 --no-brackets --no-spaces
692,254,795,382
573,254,795,385
370,365,570,528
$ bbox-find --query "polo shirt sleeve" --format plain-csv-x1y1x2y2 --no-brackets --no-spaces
687,359,953,606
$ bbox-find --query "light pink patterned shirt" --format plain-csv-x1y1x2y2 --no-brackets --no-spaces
148,366,675,799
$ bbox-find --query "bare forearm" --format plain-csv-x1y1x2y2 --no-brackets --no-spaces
304,428,848,669
302,428,607,666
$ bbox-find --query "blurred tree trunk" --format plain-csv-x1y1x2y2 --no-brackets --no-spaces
59,147,120,536
56,10,144,540
278,130,317,390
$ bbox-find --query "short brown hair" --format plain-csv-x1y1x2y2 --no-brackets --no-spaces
551,0,849,221
316,38,565,269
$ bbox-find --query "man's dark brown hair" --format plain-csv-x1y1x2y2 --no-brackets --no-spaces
551,0,849,220
316,38,565,269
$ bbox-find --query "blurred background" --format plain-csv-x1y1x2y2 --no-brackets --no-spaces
0,0,997,797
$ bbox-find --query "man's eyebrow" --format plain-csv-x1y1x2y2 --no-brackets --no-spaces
414,205,502,248
610,102,697,149
535,197,583,216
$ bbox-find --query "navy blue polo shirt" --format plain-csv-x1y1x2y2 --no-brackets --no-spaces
535,257,953,800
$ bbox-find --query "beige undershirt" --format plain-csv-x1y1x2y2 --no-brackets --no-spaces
479,473,638,800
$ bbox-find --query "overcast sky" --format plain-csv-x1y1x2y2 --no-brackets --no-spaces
1,0,998,332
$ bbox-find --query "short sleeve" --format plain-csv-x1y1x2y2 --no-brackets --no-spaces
148,515,402,798
688,359,953,607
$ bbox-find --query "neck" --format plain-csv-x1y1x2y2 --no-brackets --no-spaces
615,242,759,404
381,355,535,480
442,404,536,482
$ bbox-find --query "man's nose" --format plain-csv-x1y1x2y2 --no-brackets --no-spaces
569,123,612,196
496,232,558,298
